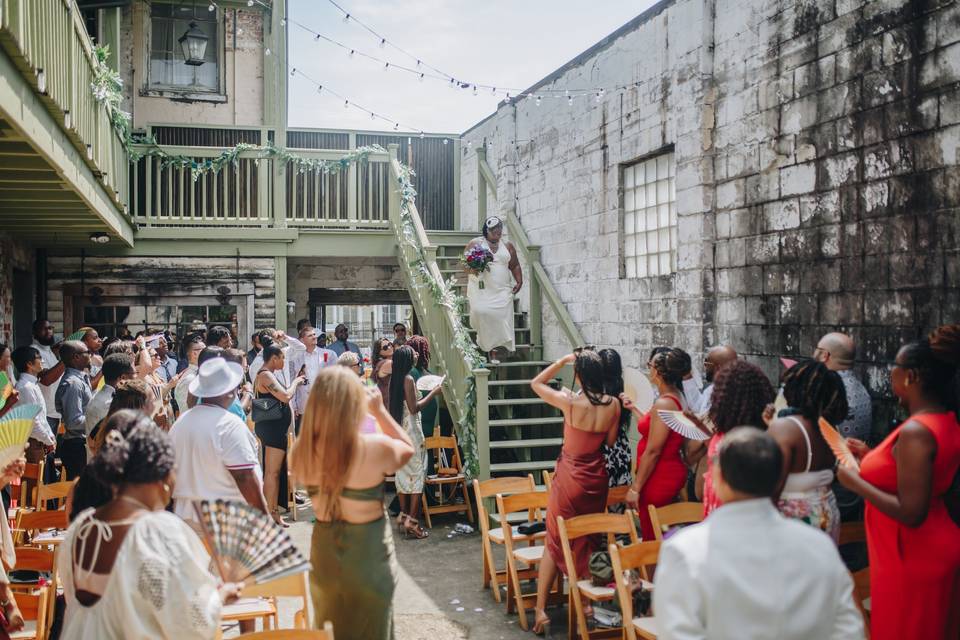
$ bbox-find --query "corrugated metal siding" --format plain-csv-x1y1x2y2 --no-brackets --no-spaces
152,127,261,146
285,131,350,149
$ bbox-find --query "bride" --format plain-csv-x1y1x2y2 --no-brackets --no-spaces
464,216,523,363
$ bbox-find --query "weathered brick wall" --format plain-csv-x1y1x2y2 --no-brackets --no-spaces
463,0,960,436
287,257,407,321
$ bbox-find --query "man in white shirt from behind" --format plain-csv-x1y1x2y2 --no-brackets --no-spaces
173,335,205,414
169,359,268,525
654,427,863,640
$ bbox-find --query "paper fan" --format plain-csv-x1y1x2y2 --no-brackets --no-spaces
623,367,655,414
194,500,310,587
0,404,40,468
0,373,12,411
818,417,859,471
416,375,444,392
779,357,798,370
65,329,90,342
656,410,713,441
774,390,788,415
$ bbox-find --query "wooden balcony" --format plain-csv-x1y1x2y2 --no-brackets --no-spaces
0,0,132,246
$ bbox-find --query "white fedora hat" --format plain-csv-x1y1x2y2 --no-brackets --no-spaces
188,359,244,398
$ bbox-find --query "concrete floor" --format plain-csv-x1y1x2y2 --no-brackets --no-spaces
227,500,572,639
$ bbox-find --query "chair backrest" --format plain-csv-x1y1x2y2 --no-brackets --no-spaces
609,540,662,640
233,625,334,640
839,521,866,546
542,470,554,491
12,589,48,628
37,479,76,511
495,491,549,550
647,502,704,541
606,485,630,509
241,573,310,629
12,547,56,573
473,475,536,529
19,461,44,507
15,510,68,545
559,511,639,545
423,434,463,472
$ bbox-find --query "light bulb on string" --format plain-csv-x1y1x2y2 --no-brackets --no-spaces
492,87,497,95
343,13,350,22
473,85,478,96
416,60,421,68
443,138,449,145
208,3,215,11
314,34,321,41
595,91,601,102
384,62,390,71
370,112,376,120
280,18,285,26
349,49,355,58
246,0,253,6
419,132,425,139
568,95,573,106
290,67,296,76
379,38,386,49
394,123,399,131
535,95,541,106
449,78,455,89
264,48,271,56
419,73,425,82
317,85,323,94
344,100,349,108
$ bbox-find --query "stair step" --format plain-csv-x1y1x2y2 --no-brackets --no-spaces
489,416,564,428
468,326,530,334
490,438,563,449
488,378,557,387
488,360,551,368
491,460,557,473
489,397,548,407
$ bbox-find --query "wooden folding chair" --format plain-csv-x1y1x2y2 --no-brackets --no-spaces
242,572,310,630
610,541,661,640
9,547,57,640
472,474,537,602
8,589,49,640
647,502,703,541
19,461,44,510
557,511,640,639
36,480,75,512
235,625,335,640
13,510,68,547
495,491,562,630
542,470,554,491
606,485,630,510
420,433,474,528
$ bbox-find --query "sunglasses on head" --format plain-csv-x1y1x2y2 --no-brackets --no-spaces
573,345,597,354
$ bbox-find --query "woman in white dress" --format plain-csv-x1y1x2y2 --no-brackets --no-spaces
57,410,242,639
387,346,444,539
464,216,523,363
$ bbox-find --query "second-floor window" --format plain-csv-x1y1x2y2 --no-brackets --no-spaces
622,150,676,278
149,4,219,93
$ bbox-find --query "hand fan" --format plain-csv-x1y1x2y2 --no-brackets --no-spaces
0,373,12,411
65,329,90,342
194,500,310,587
656,410,713,441
818,417,859,471
779,357,798,370
0,404,40,468
416,375,443,392
773,390,788,415
623,367,655,414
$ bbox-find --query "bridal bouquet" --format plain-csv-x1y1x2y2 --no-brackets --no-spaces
462,245,495,288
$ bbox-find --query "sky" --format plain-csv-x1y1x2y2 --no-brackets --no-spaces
286,0,658,135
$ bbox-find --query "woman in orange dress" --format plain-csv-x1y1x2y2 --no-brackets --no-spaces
529,350,620,637
838,324,960,640
622,348,690,540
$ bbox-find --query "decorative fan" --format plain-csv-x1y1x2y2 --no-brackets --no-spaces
65,329,90,342
416,375,444,392
818,418,859,471
656,410,713,441
194,500,310,586
779,357,798,370
0,404,41,468
623,367,655,414
0,372,13,411
773,390,788,415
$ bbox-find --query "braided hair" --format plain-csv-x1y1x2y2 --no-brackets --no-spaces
900,324,960,415
650,348,688,389
782,360,848,425
709,360,776,433
89,409,175,487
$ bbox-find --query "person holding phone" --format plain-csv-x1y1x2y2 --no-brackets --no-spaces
288,326,337,436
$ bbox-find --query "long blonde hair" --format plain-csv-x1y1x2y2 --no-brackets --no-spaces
289,366,366,520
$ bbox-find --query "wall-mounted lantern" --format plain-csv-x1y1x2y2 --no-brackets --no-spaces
178,21,209,66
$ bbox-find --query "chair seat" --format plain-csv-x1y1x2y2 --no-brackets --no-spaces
221,597,276,619
512,545,545,564
426,474,465,483
576,579,615,600
489,526,547,544
863,596,870,612
633,615,657,637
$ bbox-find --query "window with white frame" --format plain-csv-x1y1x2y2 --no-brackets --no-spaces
149,3,219,92
622,151,677,278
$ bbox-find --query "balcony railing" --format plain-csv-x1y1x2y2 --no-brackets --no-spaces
0,0,128,210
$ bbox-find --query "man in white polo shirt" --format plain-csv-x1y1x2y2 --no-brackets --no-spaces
169,358,268,524
31,319,64,435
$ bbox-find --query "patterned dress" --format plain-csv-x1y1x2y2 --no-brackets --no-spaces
395,405,426,494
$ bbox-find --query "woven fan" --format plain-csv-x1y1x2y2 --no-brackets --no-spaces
0,372,12,411
65,329,89,342
623,367,655,414
0,404,40,468
194,500,310,587
656,410,713,441
416,375,443,392
818,417,859,471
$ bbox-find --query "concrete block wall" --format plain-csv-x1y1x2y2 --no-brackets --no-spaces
462,0,960,435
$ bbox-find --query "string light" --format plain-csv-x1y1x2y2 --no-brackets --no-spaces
290,67,296,76
264,48,271,56
535,95,541,106
379,38,386,48
568,95,573,106
343,13,350,22
472,85,478,96
247,0,253,5
384,62,390,71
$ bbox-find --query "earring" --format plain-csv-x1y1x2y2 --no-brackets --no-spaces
162,483,170,493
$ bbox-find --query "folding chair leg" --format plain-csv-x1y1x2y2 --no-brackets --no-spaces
461,479,475,523
421,493,432,528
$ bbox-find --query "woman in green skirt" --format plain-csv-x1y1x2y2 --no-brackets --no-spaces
290,366,414,639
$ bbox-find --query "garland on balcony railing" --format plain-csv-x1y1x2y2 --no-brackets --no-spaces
395,164,485,478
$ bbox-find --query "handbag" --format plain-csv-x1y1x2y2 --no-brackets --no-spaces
517,520,546,535
251,396,282,423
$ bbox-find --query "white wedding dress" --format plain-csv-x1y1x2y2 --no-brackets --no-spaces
466,241,515,353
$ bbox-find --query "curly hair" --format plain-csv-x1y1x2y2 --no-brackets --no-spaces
407,335,431,371
782,360,848,425
709,360,776,433
651,348,688,388
89,409,175,487
900,324,960,414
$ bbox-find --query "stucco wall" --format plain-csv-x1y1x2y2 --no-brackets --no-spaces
462,0,960,432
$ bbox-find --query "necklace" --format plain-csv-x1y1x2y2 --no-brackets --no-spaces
116,494,154,511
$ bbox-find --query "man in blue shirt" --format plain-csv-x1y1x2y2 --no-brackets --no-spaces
328,324,364,374
152,334,178,383
54,340,93,479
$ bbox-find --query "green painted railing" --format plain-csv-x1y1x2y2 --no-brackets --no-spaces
0,0,128,212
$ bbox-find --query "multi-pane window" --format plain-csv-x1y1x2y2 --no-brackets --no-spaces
622,151,677,278
149,4,219,92
82,303,237,341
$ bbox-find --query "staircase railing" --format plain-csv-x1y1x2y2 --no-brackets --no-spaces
476,148,585,351
386,144,490,478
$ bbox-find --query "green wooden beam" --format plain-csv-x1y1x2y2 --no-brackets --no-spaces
274,255,287,331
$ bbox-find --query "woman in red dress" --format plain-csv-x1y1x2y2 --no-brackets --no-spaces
838,324,960,640
529,350,620,637
622,348,690,540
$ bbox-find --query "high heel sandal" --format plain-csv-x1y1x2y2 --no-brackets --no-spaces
403,516,429,540
396,512,407,528
532,613,552,638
